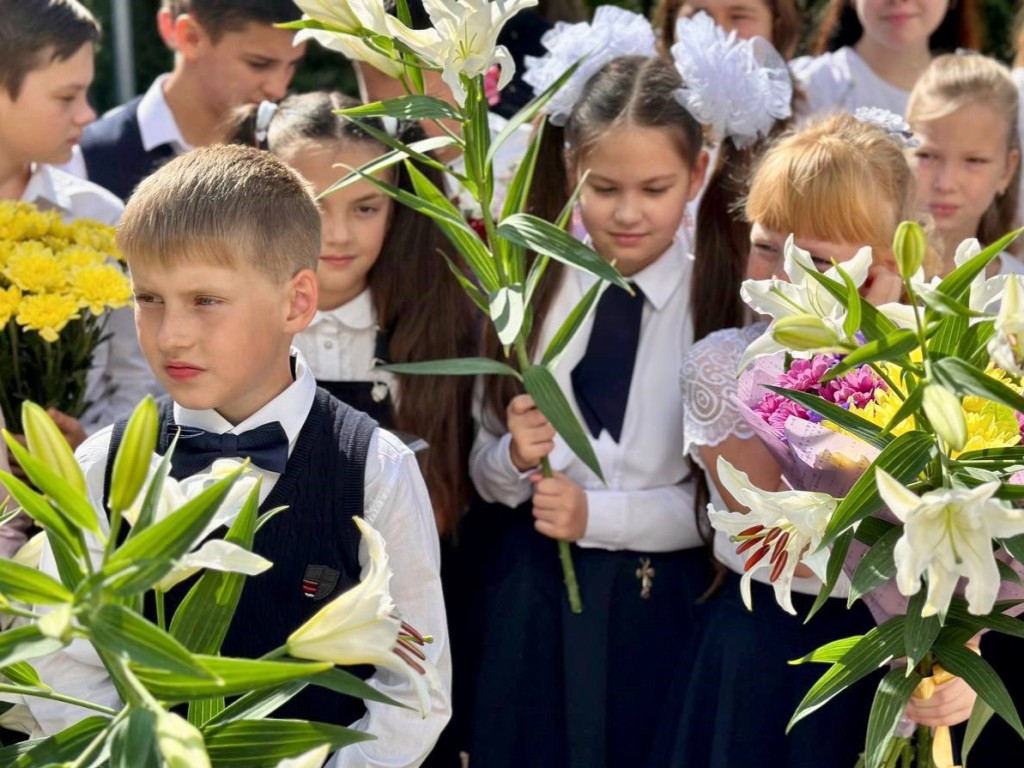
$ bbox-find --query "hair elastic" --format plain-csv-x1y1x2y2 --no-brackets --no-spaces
381,115,399,139
853,107,920,149
254,100,279,146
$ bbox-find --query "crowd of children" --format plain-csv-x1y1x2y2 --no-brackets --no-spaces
4,0,1024,765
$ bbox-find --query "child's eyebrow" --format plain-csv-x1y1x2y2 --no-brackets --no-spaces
353,193,387,203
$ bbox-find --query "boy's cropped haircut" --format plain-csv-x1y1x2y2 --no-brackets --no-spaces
117,145,321,281
0,0,100,99
188,0,301,40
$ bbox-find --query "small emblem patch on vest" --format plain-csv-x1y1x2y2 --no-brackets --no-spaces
302,565,340,601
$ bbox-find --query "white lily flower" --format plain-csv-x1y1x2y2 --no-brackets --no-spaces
274,746,330,768
876,470,1024,618
125,458,264,592
285,517,440,716
989,274,1024,375
738,235,872,369
707,457,837,615
414,0,539,105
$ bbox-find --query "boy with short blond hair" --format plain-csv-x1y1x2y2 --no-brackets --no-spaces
31,145,451,768
0,0,157,446
64,0,306,201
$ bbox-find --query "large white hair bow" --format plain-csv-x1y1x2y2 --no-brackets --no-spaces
671,13,792,148
522,5,657,127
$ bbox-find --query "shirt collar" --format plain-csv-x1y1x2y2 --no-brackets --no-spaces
173,349,316,448
630,238,689,311
306,288,376,331
21,164,73,215
137,74,192,154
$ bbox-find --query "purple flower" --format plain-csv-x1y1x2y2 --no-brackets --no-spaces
820,365,885,408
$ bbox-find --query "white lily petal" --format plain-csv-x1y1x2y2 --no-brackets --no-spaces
274,746,332,768
157,540,273,593
921,563,959,618
874,470,921,523
736,326,786,371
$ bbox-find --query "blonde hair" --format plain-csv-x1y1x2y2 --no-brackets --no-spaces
746,113,917,267
907,53,1021,249
118,144,320,282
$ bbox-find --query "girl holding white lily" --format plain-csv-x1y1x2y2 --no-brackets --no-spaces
906,52,1024,276
467,11,783,768
657,113,924,768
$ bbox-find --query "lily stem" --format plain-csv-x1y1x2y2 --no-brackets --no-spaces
0,684,117,716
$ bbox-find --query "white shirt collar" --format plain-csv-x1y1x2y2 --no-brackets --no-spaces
22,163,73,214
630,238,689,311
172,348,316,448
137,74,192,154
306,288,376,331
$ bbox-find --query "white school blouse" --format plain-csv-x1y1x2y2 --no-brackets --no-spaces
470,238,702,553
791,47,910,121
21,163,161,434
292,288,398,400
28,352,451,768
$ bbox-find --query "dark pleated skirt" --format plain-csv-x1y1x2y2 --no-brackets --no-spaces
468,502,713,768
647,572,879,768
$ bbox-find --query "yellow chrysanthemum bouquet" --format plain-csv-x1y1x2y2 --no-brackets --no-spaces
0,200,131,432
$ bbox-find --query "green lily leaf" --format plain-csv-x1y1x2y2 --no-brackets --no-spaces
0,558,72,605
932,229,1022,307
823,329,919,381
497,213,630,290
879,382,925,438
489,284,526,346
170,480,261,655
958,321,996,370
932,356,1024,413
799,267,900,343
789,616,904,730
933,639,1024,740
823,431,935,544
379,357,521,379
500,119,543,224
110,706,158,768
90,603,217,680
863,667,923,768
903,590,941,671
929,314,970,357
839,264,863,340
805,527,855,623
540,279,609,370
0,625,65,669
0,715,110,766
102,467,243,595
763,387,891,450
1,661,47,689
202,719,373,767
788,635,863,665
847,523,901,606
126,436,177,540
340,95,460,122
522,364,604,481
132,656,332,699
2,435,100,536
963,697,996,767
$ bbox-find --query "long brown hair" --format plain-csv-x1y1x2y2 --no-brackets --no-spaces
652,0,802,59
481,56,705,428
812,0,982,55
231,92,476,537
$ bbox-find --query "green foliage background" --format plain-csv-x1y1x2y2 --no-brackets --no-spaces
82,0,1018,114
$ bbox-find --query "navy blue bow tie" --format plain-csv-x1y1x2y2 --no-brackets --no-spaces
167,421,290,479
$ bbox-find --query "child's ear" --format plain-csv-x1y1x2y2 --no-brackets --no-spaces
283,268,319,334
687,149,711,202
1000,147,1021,196
174,14,208,61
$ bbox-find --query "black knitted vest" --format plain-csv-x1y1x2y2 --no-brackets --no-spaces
79,96,175,202
104,389,378,724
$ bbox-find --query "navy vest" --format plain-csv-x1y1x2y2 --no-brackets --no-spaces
80,96,176,202
104,389,378,725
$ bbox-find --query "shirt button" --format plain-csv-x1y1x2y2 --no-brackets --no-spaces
324,340,334,349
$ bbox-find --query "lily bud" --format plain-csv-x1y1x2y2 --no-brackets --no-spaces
38,603,73,643
921,383,967,451
21,402,85,494
771,314,840,351
155,710,211,768
108,397,159,514
892,221,927,280
989,275,1024,375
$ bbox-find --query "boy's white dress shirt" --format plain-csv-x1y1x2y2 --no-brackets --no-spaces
470,238,701,552
21,163,160,434
29,352,451,768
61,74,193,181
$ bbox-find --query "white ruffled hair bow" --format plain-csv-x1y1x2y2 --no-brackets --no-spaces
521,5,657,127
671,12,793,148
